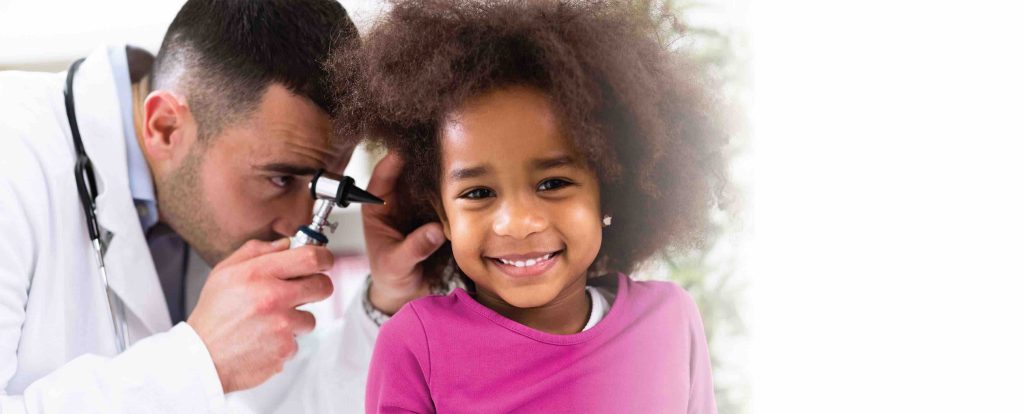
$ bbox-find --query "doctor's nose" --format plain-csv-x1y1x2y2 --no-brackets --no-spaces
272,194,316,238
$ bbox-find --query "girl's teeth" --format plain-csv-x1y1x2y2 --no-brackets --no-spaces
499,253,554,267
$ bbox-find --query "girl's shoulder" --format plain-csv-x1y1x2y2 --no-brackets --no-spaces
627,277,696,304
386,290,460,324
374,292,466,358
382,289,478,336
613,273,704,324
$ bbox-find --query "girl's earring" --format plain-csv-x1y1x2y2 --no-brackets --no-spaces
602,215,613,228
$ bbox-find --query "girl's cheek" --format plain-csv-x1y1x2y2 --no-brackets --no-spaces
448,216,485,263
449,213,476,244
559,194,603,261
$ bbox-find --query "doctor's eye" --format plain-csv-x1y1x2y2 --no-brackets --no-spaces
269,176,295,188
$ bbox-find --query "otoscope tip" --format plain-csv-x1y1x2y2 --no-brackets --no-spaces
342,183,385,206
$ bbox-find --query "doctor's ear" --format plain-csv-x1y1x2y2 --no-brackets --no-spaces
141,90,195,163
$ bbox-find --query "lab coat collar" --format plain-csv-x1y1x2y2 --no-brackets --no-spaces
68,45,172,336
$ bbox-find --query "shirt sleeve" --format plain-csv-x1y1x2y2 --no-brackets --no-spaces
5,323,226,414
226,292,381,414
680,289,718,414
0,168,37,399
365,304,434,414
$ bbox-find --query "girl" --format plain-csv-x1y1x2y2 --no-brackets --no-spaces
331,0,725,412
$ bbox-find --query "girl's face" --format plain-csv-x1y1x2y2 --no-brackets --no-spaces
438,86,603,309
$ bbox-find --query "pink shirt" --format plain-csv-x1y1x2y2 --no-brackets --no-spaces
365,273,717,413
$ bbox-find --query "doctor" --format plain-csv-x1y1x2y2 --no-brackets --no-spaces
0,1,445,413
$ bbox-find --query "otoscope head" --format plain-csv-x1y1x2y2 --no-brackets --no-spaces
309,170,384,207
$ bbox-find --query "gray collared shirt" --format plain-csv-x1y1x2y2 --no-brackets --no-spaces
109,44,199,324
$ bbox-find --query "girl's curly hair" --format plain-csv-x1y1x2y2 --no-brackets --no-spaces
329,0,727,288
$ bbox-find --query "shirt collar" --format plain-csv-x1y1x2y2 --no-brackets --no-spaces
107,44,159,232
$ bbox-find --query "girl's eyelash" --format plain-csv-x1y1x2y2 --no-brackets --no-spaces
458,179,575,199
459,188,495,199
538,178,574,191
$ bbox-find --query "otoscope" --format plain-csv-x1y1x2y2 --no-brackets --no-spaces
289,170,384,249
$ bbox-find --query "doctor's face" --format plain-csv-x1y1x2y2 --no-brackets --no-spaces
159,83,353,265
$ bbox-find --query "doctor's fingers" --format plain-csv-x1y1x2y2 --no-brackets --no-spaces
362,152,404,220
247,245,334,281
217,238,291,270
274,273,335,308
393,222,446,267
282,309,317,337
366,152,403,200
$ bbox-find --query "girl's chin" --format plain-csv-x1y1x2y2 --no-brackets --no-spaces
490,284,563,309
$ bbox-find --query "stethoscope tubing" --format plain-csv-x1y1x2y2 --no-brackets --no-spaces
64,58,131,353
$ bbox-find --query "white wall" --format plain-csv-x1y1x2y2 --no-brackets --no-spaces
0,0,387,70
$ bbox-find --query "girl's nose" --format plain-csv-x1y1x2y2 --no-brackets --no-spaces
492,196,548,239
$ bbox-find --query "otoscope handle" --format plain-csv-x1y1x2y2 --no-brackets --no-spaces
289,225,328,248
290,198,334,248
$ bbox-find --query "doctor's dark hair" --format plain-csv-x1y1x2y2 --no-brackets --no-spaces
151,0,358,141
331,0,727,289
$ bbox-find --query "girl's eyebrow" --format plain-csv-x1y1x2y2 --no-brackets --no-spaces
448,155,579,182
448,165,490,182
532,155,577,170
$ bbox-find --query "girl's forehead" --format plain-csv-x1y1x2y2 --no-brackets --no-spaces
441,86,573,162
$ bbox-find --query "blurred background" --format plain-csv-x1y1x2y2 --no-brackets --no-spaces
5,1,1024,413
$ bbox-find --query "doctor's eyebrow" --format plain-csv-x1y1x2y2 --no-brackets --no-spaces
256,163,321,176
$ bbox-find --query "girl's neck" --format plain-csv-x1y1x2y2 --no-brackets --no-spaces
474,276,591,335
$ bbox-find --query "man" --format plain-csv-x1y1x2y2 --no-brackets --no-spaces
0,1,444,412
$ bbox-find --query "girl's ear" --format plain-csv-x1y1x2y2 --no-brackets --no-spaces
429,197,452,240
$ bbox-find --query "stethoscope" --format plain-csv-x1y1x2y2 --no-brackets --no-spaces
64,58,132,353
63,57,384,354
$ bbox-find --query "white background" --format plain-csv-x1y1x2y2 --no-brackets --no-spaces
0,0,387,69
748,0,1024,412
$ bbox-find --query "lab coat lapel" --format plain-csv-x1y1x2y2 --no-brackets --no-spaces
70,46,172,336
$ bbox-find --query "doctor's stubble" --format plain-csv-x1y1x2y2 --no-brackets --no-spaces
157,140,231,266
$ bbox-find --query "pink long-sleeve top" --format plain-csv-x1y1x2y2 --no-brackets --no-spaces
366,273,717,413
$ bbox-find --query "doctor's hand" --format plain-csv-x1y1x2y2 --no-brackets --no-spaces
186,239,334,393
363,153,446,315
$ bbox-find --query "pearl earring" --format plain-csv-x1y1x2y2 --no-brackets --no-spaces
602,215,612,227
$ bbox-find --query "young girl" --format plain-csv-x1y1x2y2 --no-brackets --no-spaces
331,0,725,412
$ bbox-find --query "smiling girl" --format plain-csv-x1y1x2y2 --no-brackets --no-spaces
331,0,726,412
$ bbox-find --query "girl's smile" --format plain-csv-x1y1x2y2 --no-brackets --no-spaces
484,249,564,278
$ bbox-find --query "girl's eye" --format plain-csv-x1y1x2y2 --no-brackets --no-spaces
538,178,573,192
269,176,294,188
459,188,495,200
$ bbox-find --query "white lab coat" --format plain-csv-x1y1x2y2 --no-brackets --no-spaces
226,300,379,414
0,46,377,414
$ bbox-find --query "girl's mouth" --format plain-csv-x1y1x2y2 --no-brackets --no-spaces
486,250,563,277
